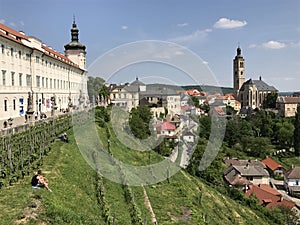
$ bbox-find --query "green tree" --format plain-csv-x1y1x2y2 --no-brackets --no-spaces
129,105,152,139
87,76,105,102
294,104,300,156
99,85,109,105
275,121,294,149
263,92,278,108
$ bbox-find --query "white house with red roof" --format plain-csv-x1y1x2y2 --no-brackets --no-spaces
155,120,177,139
261,157,285,176
0,19,88,127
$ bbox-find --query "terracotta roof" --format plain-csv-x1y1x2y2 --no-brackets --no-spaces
186,89,200,96
42,45,79,68
245,184,295,208
285,166,300,179
278,96,300,104
258,184,281,196
223,94,235,100
156,121,176,131
0,22,29,42
214,106,226,115
0,22,81,69
262,157,283,171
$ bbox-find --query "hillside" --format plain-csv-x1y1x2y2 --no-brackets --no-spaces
0,124,275,225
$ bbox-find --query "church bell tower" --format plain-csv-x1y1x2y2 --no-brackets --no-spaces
64,17,86,70
233,46,245,98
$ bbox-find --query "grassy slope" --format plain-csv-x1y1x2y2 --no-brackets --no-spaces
0,124,273,225
0,132,105,225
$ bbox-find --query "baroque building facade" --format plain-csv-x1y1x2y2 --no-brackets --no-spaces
233,47,277,109
0,19,87,126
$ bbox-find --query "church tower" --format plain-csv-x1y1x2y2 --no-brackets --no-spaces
64,17,86,70
233,46,245,98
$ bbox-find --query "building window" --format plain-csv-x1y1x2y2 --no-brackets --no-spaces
36,76,40,88
36,56,39,63
10,47,13,56
50,78,52,89
1,44,4,54
240,62,244,68
42,77,44,88
11,72,15,86
18,50,22,59
2,70,6,86
54,79,56,88
46,78,48,88
19,73,22,86
13,99,16,110
26,53,30,61
4,99,7,111
26,74,31,87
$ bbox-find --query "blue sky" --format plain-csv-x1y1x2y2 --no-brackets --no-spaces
0,0,300,92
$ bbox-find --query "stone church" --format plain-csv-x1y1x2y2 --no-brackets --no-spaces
233,47,278,109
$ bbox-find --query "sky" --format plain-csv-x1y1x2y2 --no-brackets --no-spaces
0,0,300,92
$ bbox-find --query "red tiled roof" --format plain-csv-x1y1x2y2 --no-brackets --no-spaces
223,94,235,100
156,121,176,131
0,22,81,69
0,22,29,42
258,184,281,196
262,157,283,171
245,184,295,208
42,45,79,68
214,106,225,115
282,97,300,104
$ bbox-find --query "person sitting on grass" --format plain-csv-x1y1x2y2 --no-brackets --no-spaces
59,132,69,143
31,169,52,192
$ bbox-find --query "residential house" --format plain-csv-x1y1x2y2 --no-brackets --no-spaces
262,157,285,177
109,78,146,111
223,94,236,108
182,129,196,143
155,120,177,140
284,166,300,197
223,158,270,186
277,96,300,117
245,184,295,209
224,164,270,186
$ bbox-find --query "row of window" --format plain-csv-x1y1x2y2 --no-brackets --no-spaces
1,70,80,89
1,44,30,59
1,44,76,73
3,99,17,112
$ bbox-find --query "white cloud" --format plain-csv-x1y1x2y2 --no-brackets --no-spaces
0,19,5,24
249,40,287,49
169,29,212,43
214,18,247,29
177,22,189,27
121,25,128,30
262,41,286,49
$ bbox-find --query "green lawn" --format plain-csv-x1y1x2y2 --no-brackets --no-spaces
0,120,285,225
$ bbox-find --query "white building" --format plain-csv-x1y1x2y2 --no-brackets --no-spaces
0,19,87,127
